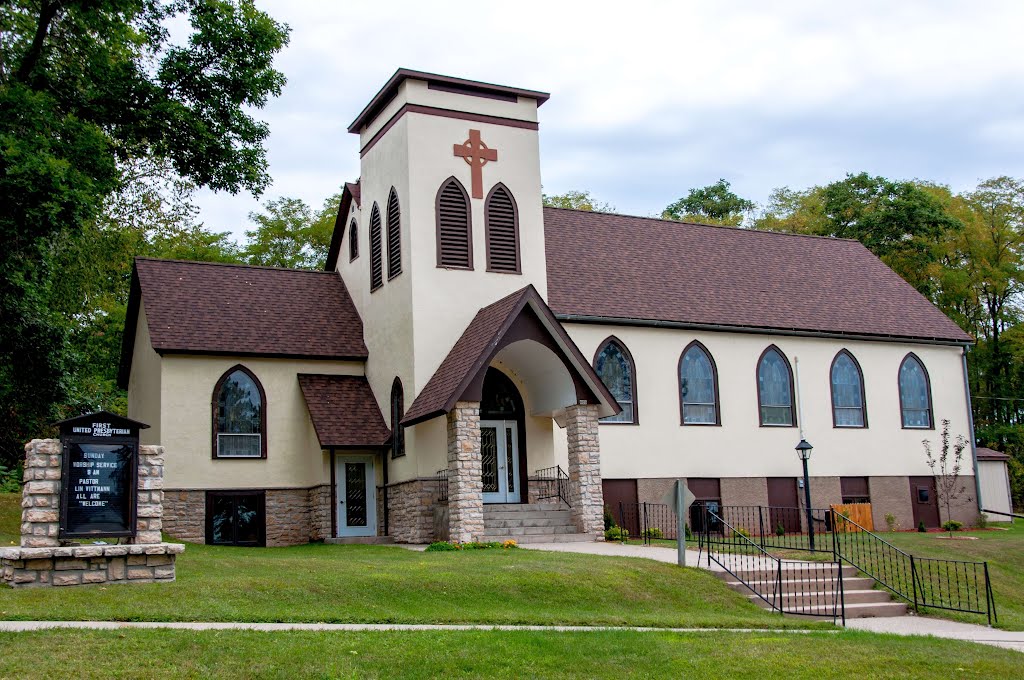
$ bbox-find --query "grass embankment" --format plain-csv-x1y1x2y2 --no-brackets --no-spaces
0,493,794,628
0,629,1019,678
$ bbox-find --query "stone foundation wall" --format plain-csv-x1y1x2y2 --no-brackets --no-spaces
309,485,331,542
387,478,436,544
163,490,206,543
265,488,312,547
1,543,183,588
565,404,604,537
868,476,916,531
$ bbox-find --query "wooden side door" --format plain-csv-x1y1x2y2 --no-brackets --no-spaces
910,476,940,529
767,477,802,534
602,479,639,536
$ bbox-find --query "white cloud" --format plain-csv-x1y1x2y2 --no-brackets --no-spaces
193,0,1024,238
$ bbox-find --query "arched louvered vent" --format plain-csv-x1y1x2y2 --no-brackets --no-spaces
485,184,520,273
348,218,358,261
369,203,383,290
436,178,473,269
387,188,402,279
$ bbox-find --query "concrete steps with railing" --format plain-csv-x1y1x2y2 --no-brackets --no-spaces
719,564,908,618
482,503,594,543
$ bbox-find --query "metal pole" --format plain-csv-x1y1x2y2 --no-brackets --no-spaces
802,457,815,551
676,480,686,567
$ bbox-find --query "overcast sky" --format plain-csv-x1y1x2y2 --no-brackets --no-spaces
194,1,1024,241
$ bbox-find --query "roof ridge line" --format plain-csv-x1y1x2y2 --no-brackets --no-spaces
135,256,341,275
541,206,863,244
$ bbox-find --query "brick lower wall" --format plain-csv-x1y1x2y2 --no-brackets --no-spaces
720,478,770,508
868,477,917,531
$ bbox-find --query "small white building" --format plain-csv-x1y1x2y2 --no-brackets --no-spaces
120,69,981,546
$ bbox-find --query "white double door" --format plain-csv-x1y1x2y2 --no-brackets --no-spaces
480,420,521,503
336,455,377,537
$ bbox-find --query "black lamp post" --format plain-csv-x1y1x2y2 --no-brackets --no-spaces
796,439,814,551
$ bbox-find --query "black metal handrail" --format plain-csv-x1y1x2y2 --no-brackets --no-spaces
700,507,845,623
434,469,449,504
982,508,1024,520
831,510,997,625
533,465,571,507
713,504,834,554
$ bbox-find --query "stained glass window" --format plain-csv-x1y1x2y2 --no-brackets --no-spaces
680,343,718,424
595,339,635,423
758,347,794,426
899,354,932,428
216,368,263,457
831,351,866,427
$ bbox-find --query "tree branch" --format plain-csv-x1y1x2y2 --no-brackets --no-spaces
14,0,63,83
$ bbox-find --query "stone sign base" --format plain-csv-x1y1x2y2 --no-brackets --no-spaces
0,542,184,588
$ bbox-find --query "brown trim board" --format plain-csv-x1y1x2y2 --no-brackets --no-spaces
360,104,539,157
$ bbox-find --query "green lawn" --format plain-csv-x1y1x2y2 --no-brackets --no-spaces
0,492,802,628
0,629,1019,678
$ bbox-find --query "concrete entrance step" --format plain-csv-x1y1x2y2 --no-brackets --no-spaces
483,525,581,536
723,576,875,591
484,517,575,529
484,533,594,544
744,589,895,606
484,503,569,513
728,565,858,581
324,536,395,545
785,601,909,618
484,511,573,522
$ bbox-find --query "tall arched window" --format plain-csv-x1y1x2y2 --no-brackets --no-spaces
485,183,520,273
391,378,405,458
831,350,867,428
899,353,933,429
594,337,637,424
369,202,383,291
213,365,266,458
386,188,402,279
436,177,473,269
757,346,795,427
348,218,358,261
679,341,719,425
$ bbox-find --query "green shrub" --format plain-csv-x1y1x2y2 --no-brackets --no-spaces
604,508,616,531
641,527,664,540
774,522,785,537
885,513,898,532
684,524,693,540
425,542,459,552
732,527,751,540
0,463,21,493
975,513,989,529
605,526,629,541
942,520,963,532
918,521,927,533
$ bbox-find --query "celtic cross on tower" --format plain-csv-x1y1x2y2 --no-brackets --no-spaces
453,129,497,199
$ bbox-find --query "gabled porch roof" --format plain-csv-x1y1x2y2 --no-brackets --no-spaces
298,374,391,448
402,285,620,427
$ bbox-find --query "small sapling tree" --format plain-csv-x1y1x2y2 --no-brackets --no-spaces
923,420,973,538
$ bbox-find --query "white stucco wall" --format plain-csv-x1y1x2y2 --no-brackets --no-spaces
126,302,162,446
558,323,973,481
158,355,363,490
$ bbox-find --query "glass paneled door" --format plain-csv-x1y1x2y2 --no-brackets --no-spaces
336,455,377,537
480,420,521,503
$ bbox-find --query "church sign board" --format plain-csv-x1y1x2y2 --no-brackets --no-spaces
56,411,149,539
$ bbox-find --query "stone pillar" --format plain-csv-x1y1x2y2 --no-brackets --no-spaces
20,439,62,548
565,403,604,538
447,401,484,543
134,445,165,544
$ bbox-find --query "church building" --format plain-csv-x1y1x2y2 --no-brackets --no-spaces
119,69,983,547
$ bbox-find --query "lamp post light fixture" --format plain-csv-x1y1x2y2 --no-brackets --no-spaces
795,439,815,551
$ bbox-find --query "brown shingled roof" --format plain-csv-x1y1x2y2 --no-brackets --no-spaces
298,374,390,448
119,258,367,387
543,207,972,344
403,285,619,426
976,447,1011,461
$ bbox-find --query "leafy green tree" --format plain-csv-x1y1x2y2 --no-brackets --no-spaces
662,179,755,226
542,190,614,212
0,0,289,466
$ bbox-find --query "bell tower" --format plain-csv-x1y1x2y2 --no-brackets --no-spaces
341,69,551,409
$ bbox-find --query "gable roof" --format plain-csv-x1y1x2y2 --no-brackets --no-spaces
543,207,972,344
402,285,620,426
298,374,391,448
118,258,367,387
976,447,1011,462
325,181,360,271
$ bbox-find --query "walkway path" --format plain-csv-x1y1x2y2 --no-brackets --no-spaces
520,541,1024,652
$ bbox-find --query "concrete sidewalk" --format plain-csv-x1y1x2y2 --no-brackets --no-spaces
519,540,1024,652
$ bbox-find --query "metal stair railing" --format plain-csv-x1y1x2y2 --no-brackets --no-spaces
700,506,845,624
831,510,997,625
533,465,572,507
